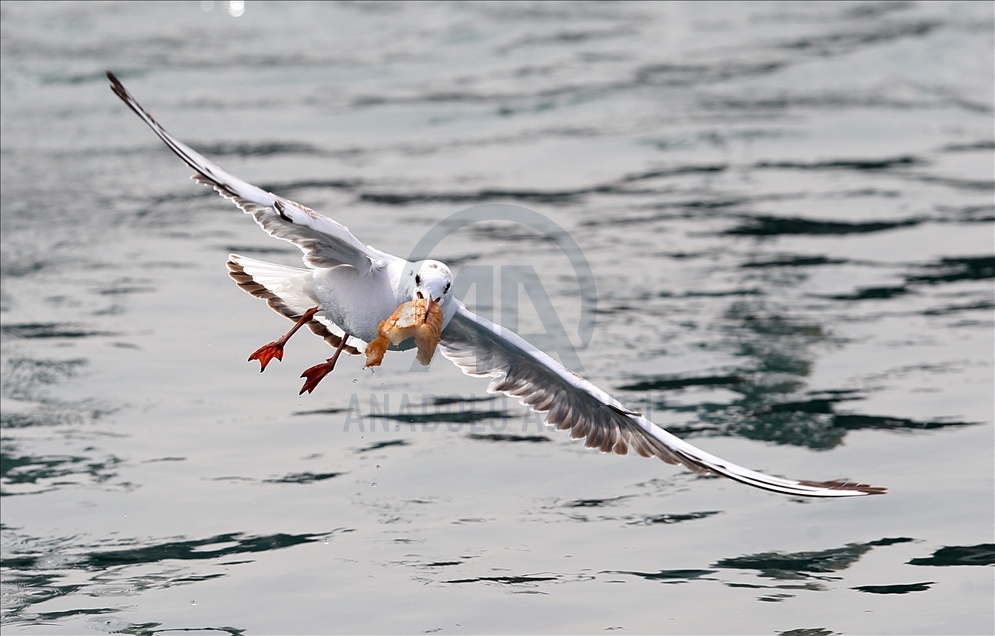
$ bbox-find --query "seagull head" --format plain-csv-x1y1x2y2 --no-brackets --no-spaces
411,260,453,310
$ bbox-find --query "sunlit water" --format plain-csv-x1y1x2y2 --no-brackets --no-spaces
1,2,993,634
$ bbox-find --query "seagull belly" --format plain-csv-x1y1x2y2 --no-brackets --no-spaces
311,267,398,344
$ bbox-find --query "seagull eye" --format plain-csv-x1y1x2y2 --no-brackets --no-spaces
415,275,421,285
444,282,451,293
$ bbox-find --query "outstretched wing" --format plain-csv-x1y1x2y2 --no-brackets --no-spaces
107,71,394,275
439,305,885,497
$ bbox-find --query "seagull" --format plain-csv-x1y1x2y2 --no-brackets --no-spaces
107,72,885,497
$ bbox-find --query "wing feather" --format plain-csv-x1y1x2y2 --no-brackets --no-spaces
107,71,392,274
440,305,886,497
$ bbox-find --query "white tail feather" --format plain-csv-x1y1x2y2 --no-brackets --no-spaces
228,254,314,316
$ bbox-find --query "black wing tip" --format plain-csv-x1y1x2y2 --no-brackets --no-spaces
107,70,128,99
798,479,888,496
106,70,148,120
106,72,232,197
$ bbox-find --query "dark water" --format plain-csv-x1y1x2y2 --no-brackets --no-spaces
1,2,993,633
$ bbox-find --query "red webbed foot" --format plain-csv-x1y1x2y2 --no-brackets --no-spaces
298,332,351,395
299,358,338,394
249,342,285,371
247,307,320,372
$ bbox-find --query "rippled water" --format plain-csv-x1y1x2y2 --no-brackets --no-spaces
2,2,993,633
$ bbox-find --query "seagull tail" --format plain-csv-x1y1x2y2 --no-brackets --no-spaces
226,254,361,355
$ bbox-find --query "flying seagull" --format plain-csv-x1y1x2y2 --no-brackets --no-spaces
107,72,885,497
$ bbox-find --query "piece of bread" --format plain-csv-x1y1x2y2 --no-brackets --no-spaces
365,298,444,367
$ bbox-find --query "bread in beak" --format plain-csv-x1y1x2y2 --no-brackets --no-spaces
365,297,444,367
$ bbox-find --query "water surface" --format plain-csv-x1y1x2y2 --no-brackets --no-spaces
1,2,993,633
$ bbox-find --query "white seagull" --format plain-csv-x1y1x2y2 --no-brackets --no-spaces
108,72,885,497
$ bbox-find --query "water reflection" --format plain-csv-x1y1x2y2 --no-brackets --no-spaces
852,581,934,594
1,527,336,626
600,537,924,594
7,531,329,570
713,538,912,579
907,544,995,567
427,536,960,600
1,0,991,632
90,620,246,636
261,471,343,484
1,447,125,497
614,293,984,449
602,568,717,584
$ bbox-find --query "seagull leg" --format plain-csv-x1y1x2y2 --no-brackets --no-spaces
299,334,351,395
248,307,319,371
